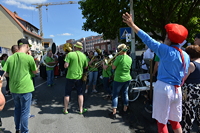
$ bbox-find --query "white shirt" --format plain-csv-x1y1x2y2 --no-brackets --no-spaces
141,48,154,70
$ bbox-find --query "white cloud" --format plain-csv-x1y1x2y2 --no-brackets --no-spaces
49,35,54,37
17,0,47,4
3,0,48,10
58,33,73,36
3,0,47,4
3,0,35,10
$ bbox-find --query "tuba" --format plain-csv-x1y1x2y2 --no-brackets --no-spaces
63,43,73,53
41,42,57,68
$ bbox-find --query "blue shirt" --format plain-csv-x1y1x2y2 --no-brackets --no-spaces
137,30,190,85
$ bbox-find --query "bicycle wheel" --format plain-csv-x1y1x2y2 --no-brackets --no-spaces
128,81,141,102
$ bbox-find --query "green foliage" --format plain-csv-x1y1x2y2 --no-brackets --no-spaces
79,0,129,40
79,0,200,43
136,43,145,50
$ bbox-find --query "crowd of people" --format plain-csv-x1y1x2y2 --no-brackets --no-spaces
0,12,199,133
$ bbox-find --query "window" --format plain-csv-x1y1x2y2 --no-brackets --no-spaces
36,40,39,45
31,38,34,45
101,45,105,50
44,43,49,48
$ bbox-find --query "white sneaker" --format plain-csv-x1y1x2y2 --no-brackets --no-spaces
85,89,88,93
92,89,98,93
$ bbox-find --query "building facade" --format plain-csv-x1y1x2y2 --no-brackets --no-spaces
61,35,119,54
0,4,43,56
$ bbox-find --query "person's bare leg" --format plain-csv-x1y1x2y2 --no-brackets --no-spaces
78,95,84,113
64,96,70,111
123,105,128,112
113,108,117,114
173,127,182,133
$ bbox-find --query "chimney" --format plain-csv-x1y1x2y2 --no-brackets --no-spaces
13,11,18,16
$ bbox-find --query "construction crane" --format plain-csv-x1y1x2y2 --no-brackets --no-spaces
32,1,78,37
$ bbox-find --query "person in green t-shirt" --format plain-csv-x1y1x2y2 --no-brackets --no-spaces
102,54,113,100
63,42,88,114
109,44,132,119
85,51,99,93
3,38,37,133
0,54,8,68
44,50,56,87
152,55,160,82
0,54,10,96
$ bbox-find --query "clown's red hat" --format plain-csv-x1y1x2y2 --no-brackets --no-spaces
165,23,188,44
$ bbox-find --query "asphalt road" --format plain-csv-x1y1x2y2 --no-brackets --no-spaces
1,75,199,133
0,75,132,133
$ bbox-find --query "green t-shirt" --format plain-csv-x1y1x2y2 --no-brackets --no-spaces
65,51,88,79
1,60,6,67
45,56,54,71
30,71,35,78
113,55,132,82
87,57,98,71
154,55,160,62
29,55,36,78
3,52,37,93
102,64,112,77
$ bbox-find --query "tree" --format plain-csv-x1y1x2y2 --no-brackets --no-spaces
79,0,129,40
79,0,200,43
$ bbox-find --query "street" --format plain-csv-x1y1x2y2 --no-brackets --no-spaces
0,50,199,133
0,76,132,133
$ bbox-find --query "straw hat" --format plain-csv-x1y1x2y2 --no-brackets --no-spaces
74,42,83,49
117,44,127,49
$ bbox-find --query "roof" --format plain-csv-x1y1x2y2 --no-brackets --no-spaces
0,4,42,39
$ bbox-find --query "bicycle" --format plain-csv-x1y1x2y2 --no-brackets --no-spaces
128,73,154,102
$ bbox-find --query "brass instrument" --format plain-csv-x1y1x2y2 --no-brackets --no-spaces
85,46,130,76
94,55,112,68
63,43,73,53
106,46,130,65
33,50,42,55
94,58,105,68
90,46,130,69
91,48,102,61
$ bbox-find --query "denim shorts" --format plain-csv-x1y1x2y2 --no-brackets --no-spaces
64,78,83,96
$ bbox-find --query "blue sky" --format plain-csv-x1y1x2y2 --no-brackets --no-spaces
2,0,99,45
